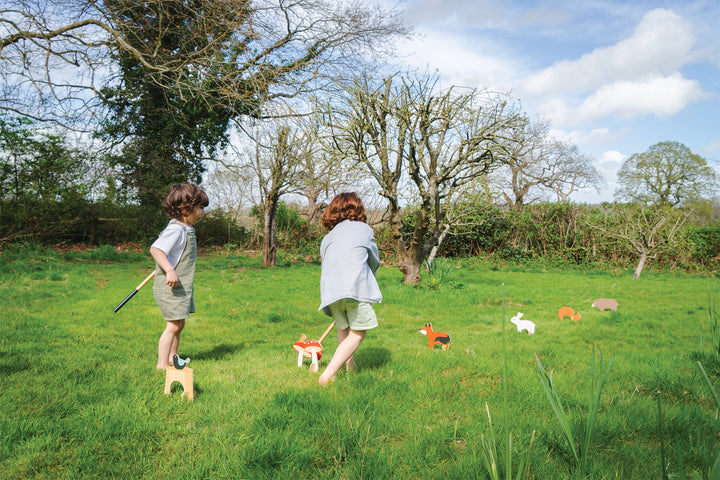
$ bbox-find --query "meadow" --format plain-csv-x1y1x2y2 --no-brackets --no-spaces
0,244,718,479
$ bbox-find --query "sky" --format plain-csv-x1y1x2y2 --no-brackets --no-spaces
382,0,720,203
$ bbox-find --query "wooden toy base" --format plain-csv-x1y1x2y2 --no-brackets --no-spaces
164,366,194,401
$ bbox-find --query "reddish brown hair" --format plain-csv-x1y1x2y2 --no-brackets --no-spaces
163,183,209,220
321,192,367,230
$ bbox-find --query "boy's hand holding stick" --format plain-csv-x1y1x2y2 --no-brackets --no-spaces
113,271,156,312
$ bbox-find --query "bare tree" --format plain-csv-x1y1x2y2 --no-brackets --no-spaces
2,0,411,212
423,183,493,270
332,72,522,283
240,120,313,266
544,141,605,202
490,118,603,209
1,0,410,128
489,118,548,210
588,204,687,279
291,111,362,223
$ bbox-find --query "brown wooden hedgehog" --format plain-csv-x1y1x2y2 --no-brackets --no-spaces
592,298,618,311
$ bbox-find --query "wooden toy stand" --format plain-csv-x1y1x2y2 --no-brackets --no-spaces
164,366,194,401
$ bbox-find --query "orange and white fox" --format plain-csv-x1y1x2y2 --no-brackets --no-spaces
420,322,451,350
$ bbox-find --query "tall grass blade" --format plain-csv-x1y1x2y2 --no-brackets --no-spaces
709,288,720,358
502,284,508,413
658,394,668,480
518,430,536,480
481,403,500,480
505,431,513,480
709,451,720,480
698,360,720,480
536,355,580,466
697,361,720,409
501,284,511,477
480,403,533,480
582,347,614,473
674,437,687,480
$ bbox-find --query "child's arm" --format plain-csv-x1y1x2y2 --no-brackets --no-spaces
150,247,179,287
367,236,381,275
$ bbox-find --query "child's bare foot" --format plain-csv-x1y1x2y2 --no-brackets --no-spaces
345,360,357,372
318,374,335,386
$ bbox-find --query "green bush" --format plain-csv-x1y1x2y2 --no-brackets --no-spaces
687,224,720,267
195,209,251,247
249,201,319,250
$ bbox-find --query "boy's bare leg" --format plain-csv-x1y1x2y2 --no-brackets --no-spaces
168,319,185,363
157,319,185,369
319,329,366,385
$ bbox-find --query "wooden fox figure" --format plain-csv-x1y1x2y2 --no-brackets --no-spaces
420,322,451,350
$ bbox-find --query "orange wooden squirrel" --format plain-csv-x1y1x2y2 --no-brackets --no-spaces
558,306,581,321
420,322,451,350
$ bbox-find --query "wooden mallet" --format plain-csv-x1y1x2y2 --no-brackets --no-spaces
113,271,156,312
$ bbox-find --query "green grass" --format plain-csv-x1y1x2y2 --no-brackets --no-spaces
1,246,719,479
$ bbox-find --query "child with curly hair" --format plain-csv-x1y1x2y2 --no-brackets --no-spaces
150,183,208,370
317,192,382,385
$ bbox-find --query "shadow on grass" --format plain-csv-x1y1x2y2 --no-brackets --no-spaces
0,356,31,376
355,347,391,370
192,342,245,361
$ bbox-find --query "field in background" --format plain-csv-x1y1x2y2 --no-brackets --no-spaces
0,245,718,479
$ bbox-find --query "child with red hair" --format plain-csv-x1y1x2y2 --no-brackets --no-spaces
317,192,382,385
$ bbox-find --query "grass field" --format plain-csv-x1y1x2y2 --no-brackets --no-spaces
1,244,719,479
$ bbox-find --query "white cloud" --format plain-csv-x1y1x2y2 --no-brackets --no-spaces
578,73,706,120
535,73,706,126
393,29,520,90
700,136,720,158
549,127,632,148
598,150,625,171
403,0,505,27
520,8,695,98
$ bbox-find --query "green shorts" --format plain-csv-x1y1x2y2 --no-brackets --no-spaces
327,299,378,331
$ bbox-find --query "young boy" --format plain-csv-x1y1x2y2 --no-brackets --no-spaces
150,183,208,369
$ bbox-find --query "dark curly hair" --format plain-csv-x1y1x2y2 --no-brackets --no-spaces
162,183,209,220
321,192,367,230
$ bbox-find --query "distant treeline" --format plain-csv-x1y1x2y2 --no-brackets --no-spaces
1,197,719,272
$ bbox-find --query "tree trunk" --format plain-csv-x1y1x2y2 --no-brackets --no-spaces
262,202,277,266
633,251,647,280
304,191,324,224
399,254,422,284
425,224,450,272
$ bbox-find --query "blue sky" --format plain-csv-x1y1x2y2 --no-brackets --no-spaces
384,0,720,202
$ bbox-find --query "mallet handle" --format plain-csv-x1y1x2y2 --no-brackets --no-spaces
318,321,336,343
113,271,156,313
135,271,156,290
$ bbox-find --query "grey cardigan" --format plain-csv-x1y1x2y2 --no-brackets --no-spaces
319,220,382,316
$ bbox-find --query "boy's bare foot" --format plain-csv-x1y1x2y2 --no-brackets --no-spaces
346,361,357,372
318,374,335,386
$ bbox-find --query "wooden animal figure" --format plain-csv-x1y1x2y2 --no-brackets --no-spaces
592,298,618,311
420,323,451,350
510,312,535,334
172,354,190,369
558,306,581,321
